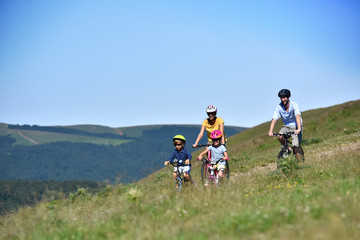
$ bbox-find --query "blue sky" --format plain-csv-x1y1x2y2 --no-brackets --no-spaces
1,0,359,128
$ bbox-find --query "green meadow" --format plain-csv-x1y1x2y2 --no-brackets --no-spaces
1,100,359,239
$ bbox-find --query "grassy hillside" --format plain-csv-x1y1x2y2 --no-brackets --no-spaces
0,100,359,239
0,124,132,146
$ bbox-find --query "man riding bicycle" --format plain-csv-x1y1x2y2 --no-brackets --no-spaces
268,89,304,161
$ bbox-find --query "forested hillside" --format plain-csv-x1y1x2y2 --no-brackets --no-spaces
0,124,245,183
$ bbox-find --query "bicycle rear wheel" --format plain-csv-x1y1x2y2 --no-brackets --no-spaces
201,162,208,185
225,161,230,180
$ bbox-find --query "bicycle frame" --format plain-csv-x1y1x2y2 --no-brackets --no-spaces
200,151,229,187
273,132,295,169
274,132,293,154
202,158,219,186
169,160,191,192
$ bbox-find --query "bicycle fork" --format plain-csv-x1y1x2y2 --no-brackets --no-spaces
209,166,219,186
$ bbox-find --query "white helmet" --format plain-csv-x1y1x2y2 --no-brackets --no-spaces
206,105,217,113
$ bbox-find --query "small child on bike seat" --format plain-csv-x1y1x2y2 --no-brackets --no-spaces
198,130,228,180
164,135,193,183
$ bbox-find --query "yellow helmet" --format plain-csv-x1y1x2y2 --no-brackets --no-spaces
173,135,186,143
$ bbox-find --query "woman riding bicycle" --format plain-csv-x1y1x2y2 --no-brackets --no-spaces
198,130,228,181
192,105,226,147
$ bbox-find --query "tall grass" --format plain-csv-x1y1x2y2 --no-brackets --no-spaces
1,100,359,239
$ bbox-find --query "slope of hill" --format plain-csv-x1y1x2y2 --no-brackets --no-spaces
0,123,245,183
0,100,359,239
0,124,134,146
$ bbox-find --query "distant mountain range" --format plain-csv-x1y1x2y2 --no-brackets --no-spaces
0,123,246,183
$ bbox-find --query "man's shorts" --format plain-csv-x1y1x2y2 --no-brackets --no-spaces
279,125,303,147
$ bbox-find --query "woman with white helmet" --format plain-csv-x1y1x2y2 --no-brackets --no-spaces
192,105,226,147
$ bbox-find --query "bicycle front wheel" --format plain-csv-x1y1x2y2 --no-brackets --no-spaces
175,177,182,192
277,148,291,159
277,148,291,169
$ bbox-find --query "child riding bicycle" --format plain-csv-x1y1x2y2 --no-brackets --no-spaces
164,135,193,186
197,130,228,181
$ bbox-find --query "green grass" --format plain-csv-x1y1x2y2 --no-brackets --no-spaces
1,100,359,239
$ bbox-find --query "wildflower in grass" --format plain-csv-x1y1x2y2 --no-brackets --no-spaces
127,188,141,201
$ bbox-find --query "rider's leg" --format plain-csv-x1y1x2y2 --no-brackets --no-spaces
182,166,195,184
277,135,285,146
278,126,289,146
183,172,191,181
293,146,305,161
217,164,226,179
292,129,304,161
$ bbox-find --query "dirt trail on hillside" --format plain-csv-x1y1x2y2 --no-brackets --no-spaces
229,163,277,183
315,141,360,159
17,131,38,144
230,139,360,182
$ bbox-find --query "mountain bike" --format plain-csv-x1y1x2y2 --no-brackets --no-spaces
198,152,229,187
273,132,304,169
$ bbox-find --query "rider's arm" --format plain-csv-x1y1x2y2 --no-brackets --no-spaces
193,125,206,147
198,148,209,160
295,115,301,134
268,119,277,136
223,151,228,160
185,150,192,165
167,151,176,163
220,123,225,145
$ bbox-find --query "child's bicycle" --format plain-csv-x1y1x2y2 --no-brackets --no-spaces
197,153,229,187
168,160,194,192
273,132,304,169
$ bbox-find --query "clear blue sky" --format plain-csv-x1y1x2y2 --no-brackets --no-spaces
1,0,359,128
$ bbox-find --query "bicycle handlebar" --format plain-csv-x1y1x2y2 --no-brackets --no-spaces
273,132,294,138
168,160,187,167
197,157,228,164
192,144,209,148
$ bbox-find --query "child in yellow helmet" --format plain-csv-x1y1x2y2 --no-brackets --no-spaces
164,135,193,185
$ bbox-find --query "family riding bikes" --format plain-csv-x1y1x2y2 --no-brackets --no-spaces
164,105,229,190
165,89,305,190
